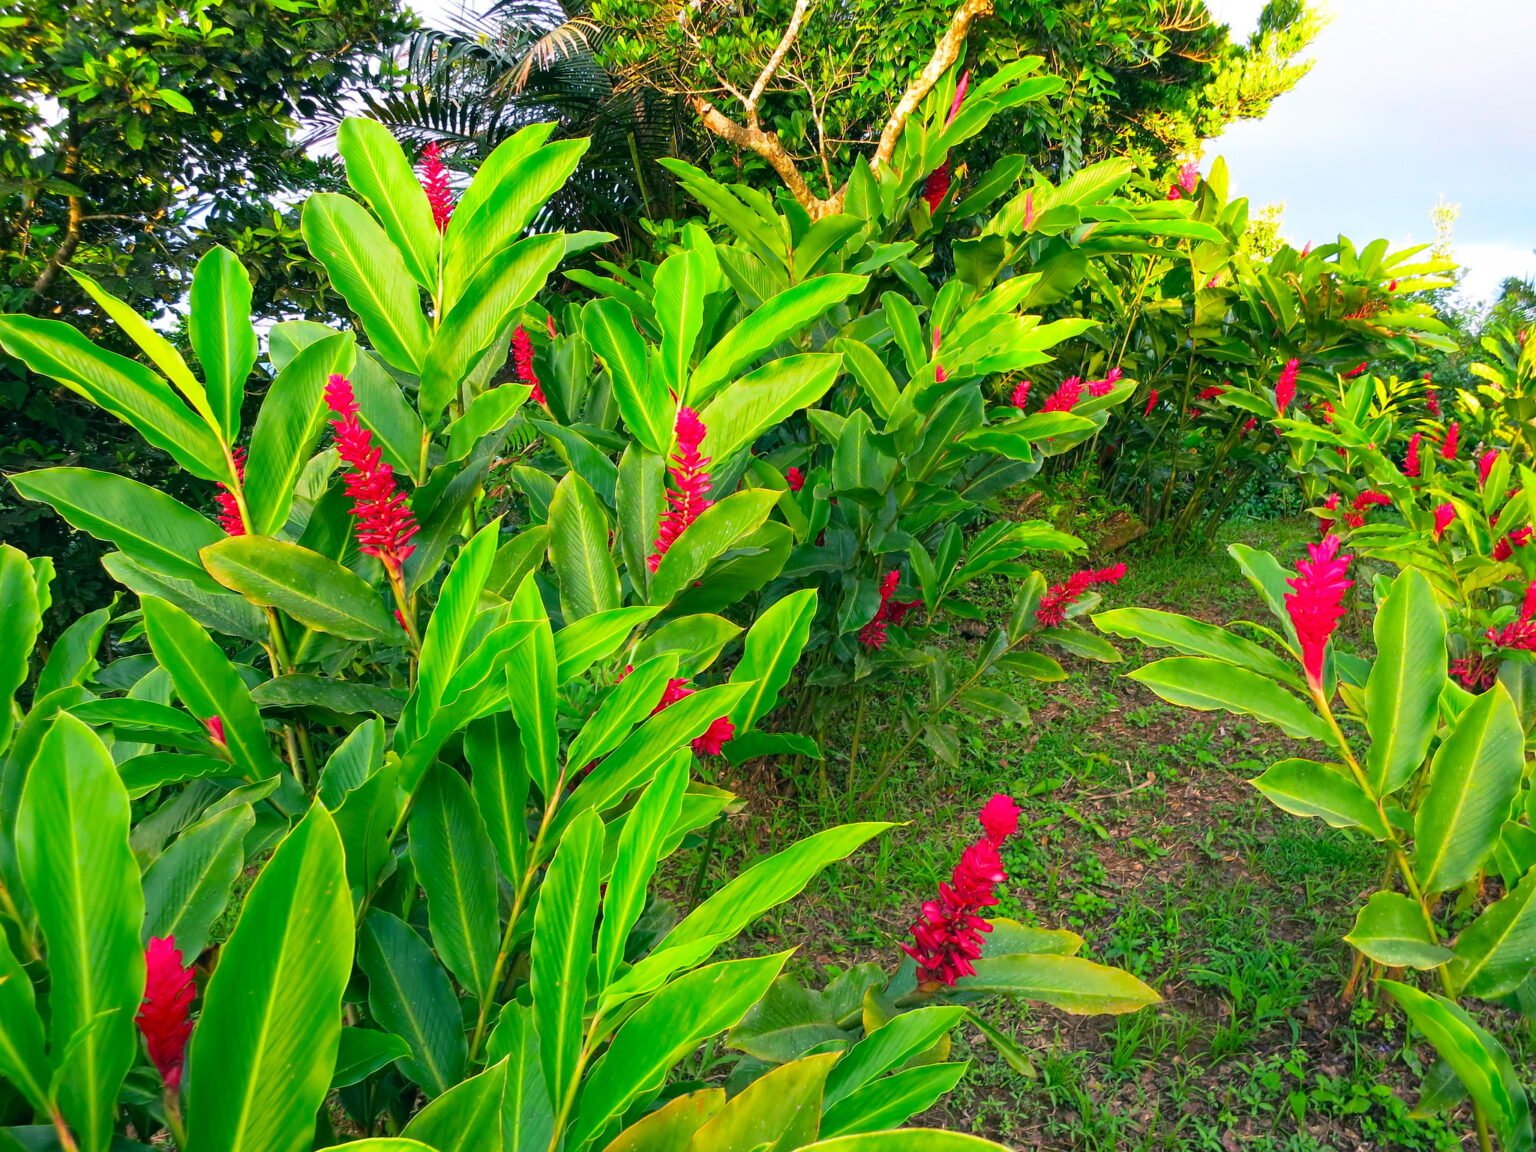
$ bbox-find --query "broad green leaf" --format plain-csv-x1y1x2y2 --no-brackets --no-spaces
0,315,224,480
554,606,661,684
401,1059,508,1152
302,193,431,373
649,489,781,606
1249,758,1390,838
1226,543,1297,640
654,249,708,399
1344,890,1452,969
690,1053,838,1151
445,385,531,463
11,468,223,590
141,802,253,958
802,1130,1008,1150
412,764,500,1003
0,931,48,1111
245,331,357,536
337,117,441,291
563,654,680,777
1414,684,1524,894
102,551,267,641
317,1143,434,1152
1449,865,1536,998
252,675,403,720
596,759,688,988
0,545,41,757
825,1007,966,1107
834,338,901,422
954,954,1161,1014
690,274,868,403
1092,607,1297,685
1128,657,1332,744
186,804,352,1152
141,596,287,781
698,353,843,463
1365,569,1446,795
728,588,817,731
549,471,621,622
486,1002,556,1152
820,1062,970,1139
488,525,552,599
420,234,565,427
505,574,559,799
36,606,108,699
586,298,671,455
358,910,466,1097
189,246,258,439
466,712,530,885
1383,982,1533,1152
566,953,791,1149
600,1090,723,1152
533,809,604,1118
201,535,394,641
331,1029,412,1090
16,715,143,1152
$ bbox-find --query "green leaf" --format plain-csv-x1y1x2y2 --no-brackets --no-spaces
603,1090,724,1151
1414,684,1525,894
102,551,267,641
649,489,781,606
820,1062,970,1140
420,234,565,427
596,759,688,988
0,931,48,1112
302,193,431,374
1226,543,1297,641
35,605,107,699
317,717,384,809
201,535,394,641
0,545,41,757
548,472,621,622
1449,865,1536,998
466,712,530,885
1383,982,1533,1152
801,1131,1008,1151
245,331,357,536
504,575,559,799
532,809,604,1119
412,765,500,1004
566,953,791,1149
654,250,708,399
189,246,257,439
16,715,143,1152
252,675,403,720
337,118,440,292
554,606,661,684
690,275,868,404
141,803,253,958
1344,891,1453,969
586,299,671,455
1127,657,1332,744
698,353,843,463
954,954,1161,1014
358,910,466,1097
401,1060,508,1152
833,338,901,422
0,315,224,481
1249,759,1390,838
141,596,287,781
1365,569,1446,795
11,468,224,591
331,1029,412,1090
1092,608,1297,685
185,804,352,1152
825,1006,966,1108
445,385,530,463
485,1002,556,1152
691,1053,839,1151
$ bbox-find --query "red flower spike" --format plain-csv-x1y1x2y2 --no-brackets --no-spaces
1442,422,1460,461
1011,380,1032,410
644,673,732,756
786,466,805,493
1036,564,1126,628
1479,450,1499,487
512,326,546,405
1403,432,1422,478
1142,389,1159,417
1178,162,1199,193
203,715,226,748
935,363,949,384
1040,377,1084,414
648,408,713,572
1494,527,1532,561
1275,359,1300,412
136,936,195,1092
902,796,1020,987
1165,185,1183,201
419,142,454,232
215,447,247,536
1433,503,1455,540
922,165,952,214
1343,362,1368,379
1425,388,1441,417
1451,654,1497,691
1197,384,1225,402
324,374,419,575
1284,534,1353,692
1352,490,1390,513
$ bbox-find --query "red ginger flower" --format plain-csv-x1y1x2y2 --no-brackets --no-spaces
1352,490,1390,513
136,936,195,1092
324,374,419,576
1011,380,1032,410
920,71,970,213
1275,359,1300,411
419,142,454,232
1343,362,1368,379
1142,389,1159,417
1451,653,1498,692
1478,450,1499,487
1036,563,1126,628
1198,384,1225,402
641,672,734,756
1403,432,1422,478
1494,526,1532,561
1088,367,1123,398
1486,581,1536,652
1425,388,1441,417
1178,161,1199,193
1318,491,1341,533
1442,422,1460,461
203,715,226,748
786,466,805,492
512,326,546,405
648,408,713,572
1285,534,1352,692
1040,377,1084,414
902,794,1020,987
859,569,919,649
1433,503,1455,540
215,447,247,536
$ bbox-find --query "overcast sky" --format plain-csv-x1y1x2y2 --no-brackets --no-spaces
1203,0,1536,303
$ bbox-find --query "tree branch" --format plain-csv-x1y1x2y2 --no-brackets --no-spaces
31,115,83,302
691,96,833,214
745,0,813,125
869,0,994,172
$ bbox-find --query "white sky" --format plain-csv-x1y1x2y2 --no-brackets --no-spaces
1205,0,1536,303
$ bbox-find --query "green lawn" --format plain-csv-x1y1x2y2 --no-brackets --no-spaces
688,517,1507,1150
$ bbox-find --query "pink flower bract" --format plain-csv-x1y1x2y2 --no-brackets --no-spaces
1040,377,1084,414
1442,422,1460,461
1433,503,1455,540
1036,564,1126,628
1403,432,1422,478
324,374,419,576
1284,534,1352,692
136,936,195,1092
1011,380,1032,410
1478,450,1499,487
512,326,546,405
215,447,246,536
419,142,454,232
648,408,713,572
1275,359,1300,412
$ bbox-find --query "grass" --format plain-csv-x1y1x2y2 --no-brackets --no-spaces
685,514,1490,1150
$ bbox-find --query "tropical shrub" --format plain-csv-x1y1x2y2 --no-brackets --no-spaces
0,115,1159,1149
1096,543,1536,1150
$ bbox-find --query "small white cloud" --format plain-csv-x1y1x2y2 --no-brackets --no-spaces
1455,242,1536,305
